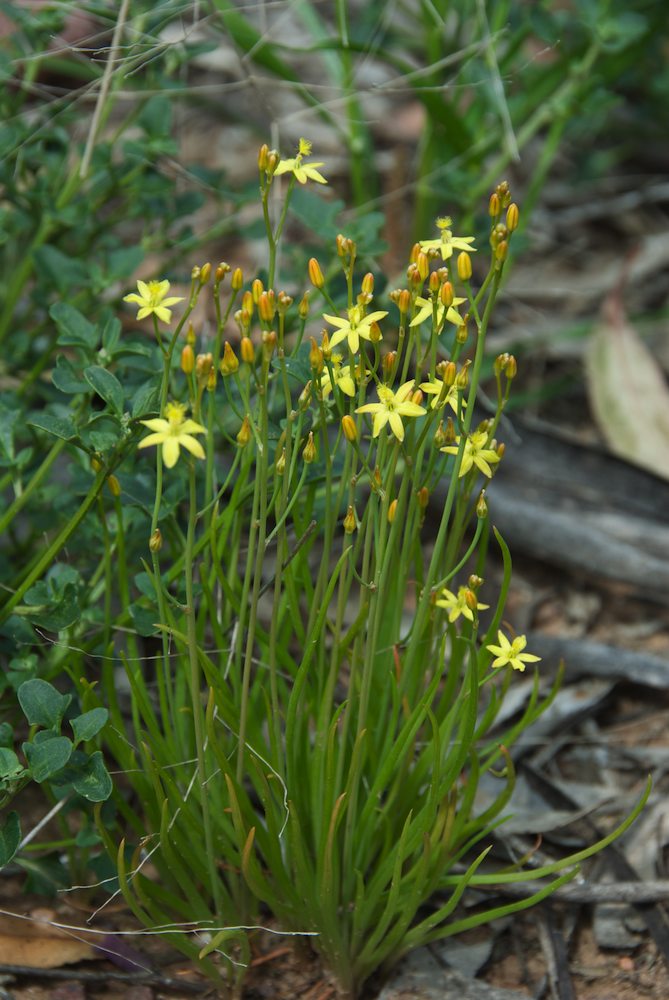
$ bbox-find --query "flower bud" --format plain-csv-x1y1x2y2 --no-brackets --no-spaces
199,262,211,285
343,505,357,534
433,421,447,448
496,442,505,460
468,574,484,591
107,474,121,497
464,588,479,611
455,360,470,390
191,265,201,282
242,290,253,317
277,290,292,314
407,263,422,287
443,416,456,445
258,143,269,171
266,151,279,175
341,414,357,443
298,380,312,410
494,352,509,376
275,447,286,475
336,234,348,258
456,321,468,344
215,262,230,285
361,272,374,295
416,252,430,282
495,240,508,262
457,251,472,282
440,281,454,307
442,361,456,386
398,289,411,316
298,293,309,318
505,355,517,379
320,330,331,360
231,267,244,292
149,528,162,553
309,337,324,374
252,278,264,304
476,492,488,518
506,203,519,232
220,341,239,376
369,321,382,343
489,191,500,217
234,337,251,365
411,389,423,405
382,351,396,380
258,290,275,323
417,486,429,509
262,330,276,359
409,242,421,264
91,456,103,473
186,321,196,346
207,368,217,391
302,431,316,464
308,257,324,289
237,416,252,447
429,270,440,294
388,498,398,523
181,344,195,374
196,352,213,382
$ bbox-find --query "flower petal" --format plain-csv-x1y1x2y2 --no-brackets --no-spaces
140,418,170,433
162,438,180,468
179,434,206,460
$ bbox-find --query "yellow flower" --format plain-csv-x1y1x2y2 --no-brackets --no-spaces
441,431,500,478
409,294,466,329
356,381,426,442
123,279,184,324
419,216,476,261
319,354,356,398
436,585,489,623
274,138,327,185
138,401,206,468
419,377,467,414
323,305,388,354
487,631,541,672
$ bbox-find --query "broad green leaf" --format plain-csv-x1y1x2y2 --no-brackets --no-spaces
27,413,77,441
23,736,73,782
23,583,81,632
131,377,160,418
18,678,71,729
52,356,88,394
72,751,112,802
71,708,109,744
84,366,124,415
0,747,23,780
35,245,87,291
49,302,98,349
0,812,20,868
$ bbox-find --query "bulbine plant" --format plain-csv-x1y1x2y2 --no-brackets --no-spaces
26,141,645,997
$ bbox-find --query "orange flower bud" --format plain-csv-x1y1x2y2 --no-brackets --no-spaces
361,272,374,295
220,341,239,376
442,361,456,386
252,278,264,304
237,416,252,447
258,143,269,171
258,290,275,323
417,486,429,509
457,251,472,282
231,267,243,291
411,389,423,405
496,441,505,460
240,337,254,364
489,191,500,217
495,240,508,262
341,414,357,442
242,290,253,316
199,262,211,285
308,257,325,289
149,528,162,552
464,587,479,610
262,330,276,359
456,321,468,344
369,321,382,343
181,344,195,374
382,351,396,379
388,499,398,523
215,262,230,284
416,252,430,282
428,271,440,294
440,281,454,307
298,293,309,318
266,151,280,175
409,242,421,264
505,355,517,379
277,290,292,314
302,431,316,464
398,289,411,316
320,330,331,360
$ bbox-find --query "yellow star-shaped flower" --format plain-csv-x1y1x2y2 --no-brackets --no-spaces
436,585,489,623
323,306,387,354
138,401,206,468
419,377,467,414
356,381,425,442
409,294,466,329
123,279,184,324
319,354,356,398
441,430,500,478
487,631,541,672
419,216,476,261
274,138,327,185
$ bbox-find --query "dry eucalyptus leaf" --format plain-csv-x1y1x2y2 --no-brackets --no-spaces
0,912,97,968
586,293,669,481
